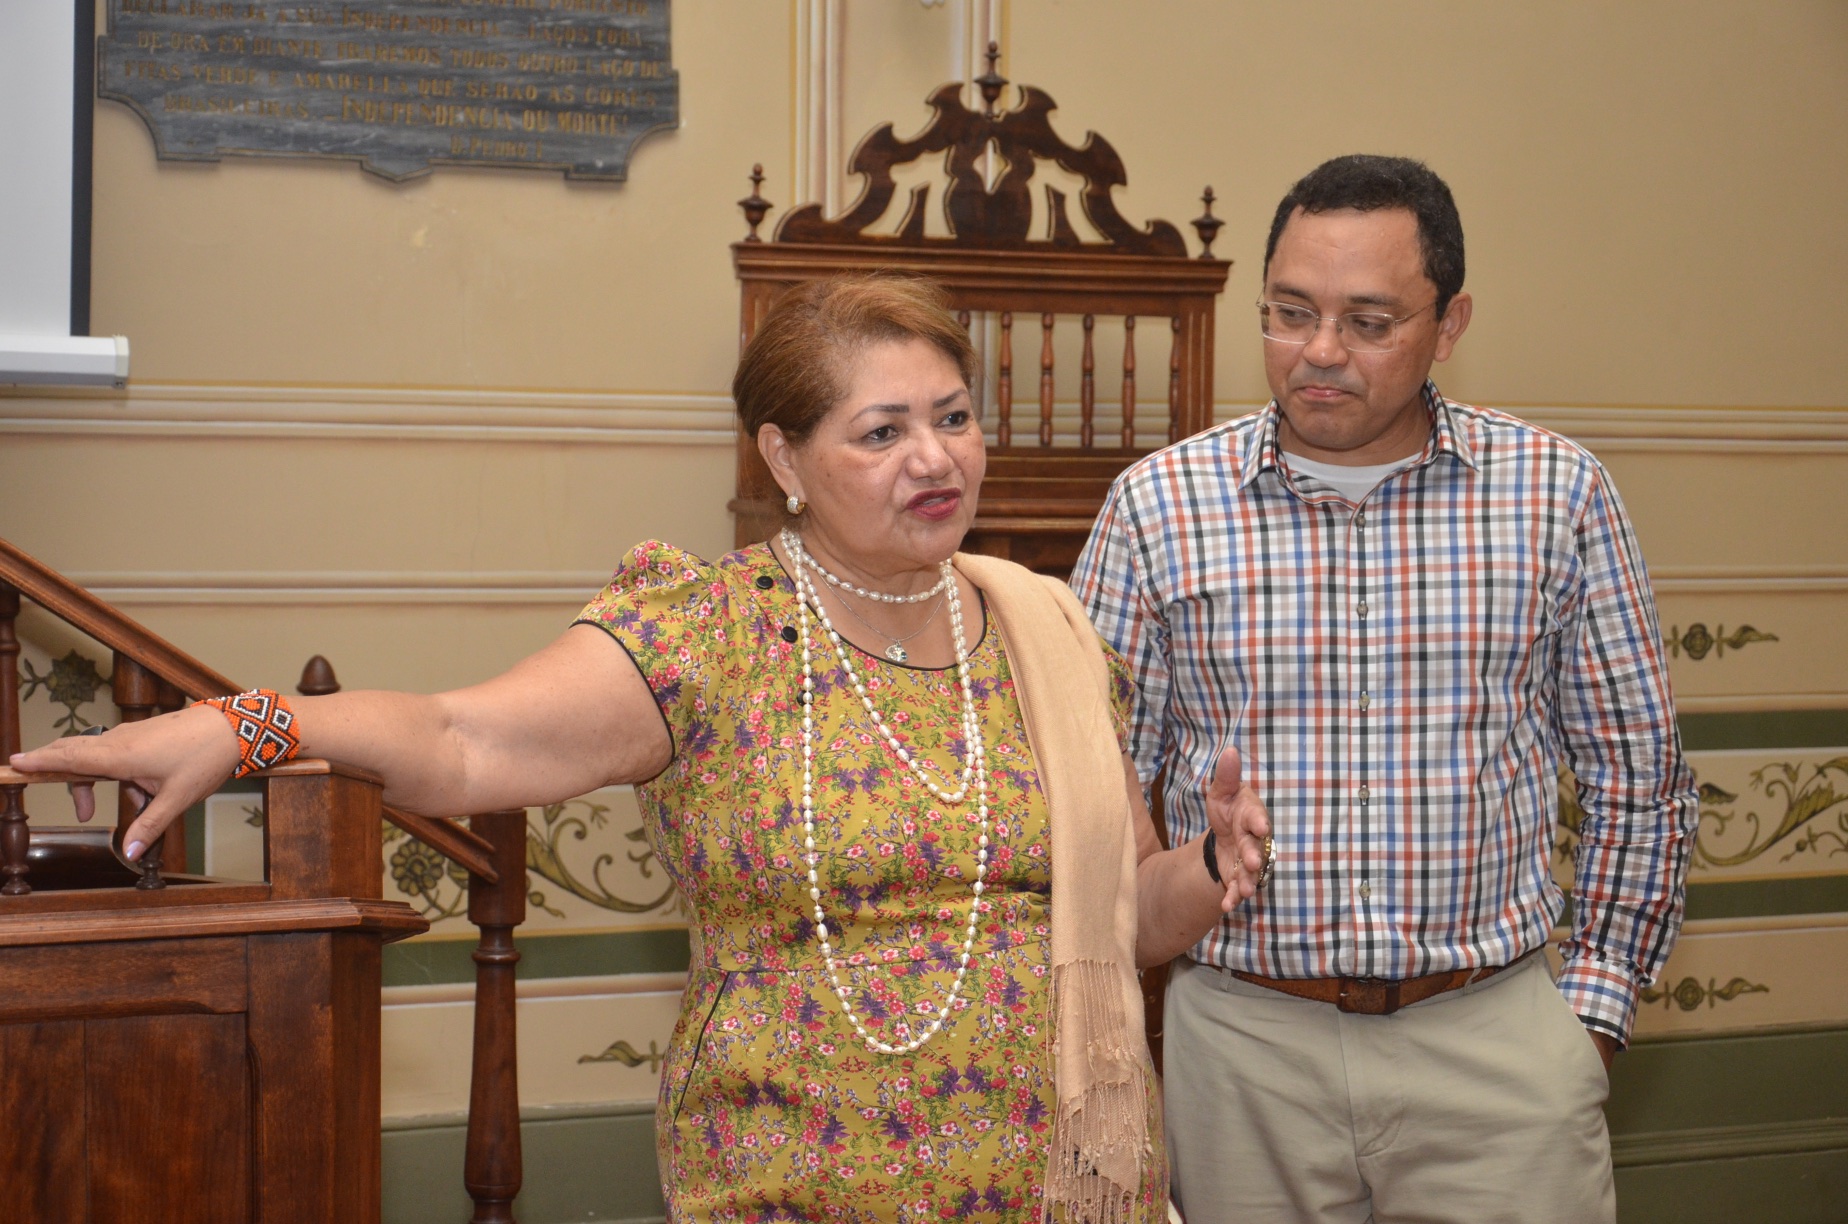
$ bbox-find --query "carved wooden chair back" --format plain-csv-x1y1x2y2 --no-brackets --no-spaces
731,44,1231,577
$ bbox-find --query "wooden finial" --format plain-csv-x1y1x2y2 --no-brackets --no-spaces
738,164,772,242
975,41,1008,118
1192,186,1224,260
297,654,341,696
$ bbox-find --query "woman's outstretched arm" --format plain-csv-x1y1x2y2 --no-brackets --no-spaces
10,623,669,858
1131,747,1270,969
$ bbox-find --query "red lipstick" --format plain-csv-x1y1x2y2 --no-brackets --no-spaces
907,489,962,520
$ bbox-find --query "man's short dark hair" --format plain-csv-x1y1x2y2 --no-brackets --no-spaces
1263,155,1465,318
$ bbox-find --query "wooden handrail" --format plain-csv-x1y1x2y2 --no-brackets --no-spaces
0,535,498,883
0,535,238,699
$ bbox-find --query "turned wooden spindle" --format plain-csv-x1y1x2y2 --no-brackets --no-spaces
0,582,27,896
1121,316,1138,448
112,652,166,888
1169,317,1184,444
465,809,529,1224
996,312,1014,447
737,164,772,242
1080,314,1097,449
1038,313,1056,447
1191,185,1224,260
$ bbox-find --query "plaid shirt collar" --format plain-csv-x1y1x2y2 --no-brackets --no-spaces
1237,380,1481,491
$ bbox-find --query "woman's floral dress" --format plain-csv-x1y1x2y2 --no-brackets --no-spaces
576,541,1165,1223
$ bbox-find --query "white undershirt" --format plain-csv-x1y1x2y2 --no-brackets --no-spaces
1282,452,1413,503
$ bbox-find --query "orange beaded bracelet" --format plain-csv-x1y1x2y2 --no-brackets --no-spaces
200,689,301,778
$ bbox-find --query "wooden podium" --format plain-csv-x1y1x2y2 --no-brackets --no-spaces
0,761,428,1223
0,536,532,1224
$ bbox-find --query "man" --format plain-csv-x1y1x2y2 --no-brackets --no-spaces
1071,154,1698,1222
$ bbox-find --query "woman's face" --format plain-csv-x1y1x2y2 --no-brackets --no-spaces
761,336,985,585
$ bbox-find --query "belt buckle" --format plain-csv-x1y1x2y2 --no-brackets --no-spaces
1336,977,1400,1015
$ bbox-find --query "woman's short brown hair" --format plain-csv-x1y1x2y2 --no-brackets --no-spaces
732,274,980,447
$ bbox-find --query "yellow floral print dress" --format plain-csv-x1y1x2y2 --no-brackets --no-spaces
576,542,1165,1223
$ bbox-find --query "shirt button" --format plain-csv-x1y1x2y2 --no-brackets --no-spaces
1358,691,1371,711
1357,600,1369,619
781,625,798,643
1358,784,1370,803
1355,512,1367,529
755,575,776,590
1358,880,1372,900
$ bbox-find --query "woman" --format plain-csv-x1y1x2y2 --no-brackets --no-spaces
17,276,1269,1222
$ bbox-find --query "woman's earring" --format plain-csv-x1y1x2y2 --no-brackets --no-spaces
786,494,804,515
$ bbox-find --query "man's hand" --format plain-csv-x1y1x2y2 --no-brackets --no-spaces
1206,746,1272,912
1590,1030,1619,1076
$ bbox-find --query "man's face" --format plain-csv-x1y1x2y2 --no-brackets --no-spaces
1261,206,1471,465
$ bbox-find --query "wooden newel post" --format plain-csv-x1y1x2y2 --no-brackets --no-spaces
465,809,528,1223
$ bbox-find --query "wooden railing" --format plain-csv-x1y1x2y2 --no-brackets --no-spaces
0,534,529,1223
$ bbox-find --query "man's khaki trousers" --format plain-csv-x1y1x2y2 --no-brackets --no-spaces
1164,954,1616,1223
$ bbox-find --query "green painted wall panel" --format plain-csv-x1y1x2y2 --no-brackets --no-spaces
1615,1148,1848,1224
384,1105,666,1224
1609,1028,1848,1135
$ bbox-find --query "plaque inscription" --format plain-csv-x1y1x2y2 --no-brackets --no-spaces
97,1,678,181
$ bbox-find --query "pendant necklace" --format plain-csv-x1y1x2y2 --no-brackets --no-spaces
781,528,992,1054
825,585,946,664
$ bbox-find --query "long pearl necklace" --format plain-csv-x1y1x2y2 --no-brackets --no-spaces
783,529,991,1054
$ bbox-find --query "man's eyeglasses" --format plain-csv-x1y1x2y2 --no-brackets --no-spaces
1256,299,1437,353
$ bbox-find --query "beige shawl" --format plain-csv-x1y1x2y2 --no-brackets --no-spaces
957,553,1154,1223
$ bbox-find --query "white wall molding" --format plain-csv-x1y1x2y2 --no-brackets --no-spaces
4,384,1841,451
1650,567,1848,595
68,568,621,606
64,563,1848,608
382,970,687,1009
1513,404,1848,453
793,0,845,216
0,382,737,445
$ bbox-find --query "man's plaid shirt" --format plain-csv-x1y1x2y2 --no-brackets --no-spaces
1070,383,1698,1043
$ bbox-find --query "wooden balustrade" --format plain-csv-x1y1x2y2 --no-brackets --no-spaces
0,535,531,1221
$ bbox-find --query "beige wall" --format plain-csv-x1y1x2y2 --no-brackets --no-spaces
9,3,1846,656
3,0,1845,1128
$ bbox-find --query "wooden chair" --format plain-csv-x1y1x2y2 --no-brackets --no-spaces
730,43,1232,577
0,537,528,1223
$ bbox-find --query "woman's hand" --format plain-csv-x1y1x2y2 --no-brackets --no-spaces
10,705,241,860
1205,747,1272,912
1132,746,1276,968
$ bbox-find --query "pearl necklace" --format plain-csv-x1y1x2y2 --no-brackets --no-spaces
798,544,953,605
783,529,991,1054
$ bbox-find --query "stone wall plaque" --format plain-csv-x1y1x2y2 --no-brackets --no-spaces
97,1,678,181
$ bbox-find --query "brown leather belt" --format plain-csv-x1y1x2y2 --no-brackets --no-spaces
1229,950,1536,1016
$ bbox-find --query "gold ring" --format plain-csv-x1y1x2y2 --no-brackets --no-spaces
1255,835,1276,890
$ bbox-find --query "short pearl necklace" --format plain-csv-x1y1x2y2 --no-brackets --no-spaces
783,529,991,1054
800,545,953,605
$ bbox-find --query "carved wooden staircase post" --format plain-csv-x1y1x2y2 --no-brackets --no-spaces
465,808,528,1223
